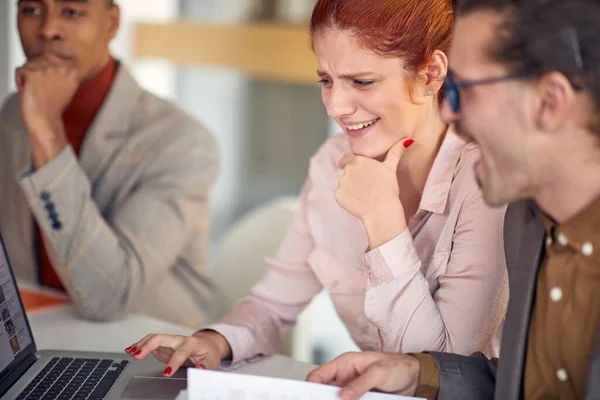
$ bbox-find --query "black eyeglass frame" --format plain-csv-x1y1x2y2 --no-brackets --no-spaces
443,25,586,114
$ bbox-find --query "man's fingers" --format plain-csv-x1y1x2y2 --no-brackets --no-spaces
15,68,26,90
382,138,414,171
307,352,383,385
307,361,341,384
338,365,386,400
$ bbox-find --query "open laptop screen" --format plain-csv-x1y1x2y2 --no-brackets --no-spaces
0,234,35,375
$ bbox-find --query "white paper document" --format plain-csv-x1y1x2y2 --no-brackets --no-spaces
186,368,423,400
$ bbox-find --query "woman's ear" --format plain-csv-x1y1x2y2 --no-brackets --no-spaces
411,50,448,105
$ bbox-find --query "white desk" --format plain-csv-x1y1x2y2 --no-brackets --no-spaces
27,304,315,381
28,305,194,353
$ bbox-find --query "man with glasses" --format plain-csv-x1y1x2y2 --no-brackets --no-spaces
307,0,600,399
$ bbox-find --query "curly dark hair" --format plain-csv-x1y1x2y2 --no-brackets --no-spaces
457,0,600,127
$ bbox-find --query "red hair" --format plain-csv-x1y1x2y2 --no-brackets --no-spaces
309,0,455,74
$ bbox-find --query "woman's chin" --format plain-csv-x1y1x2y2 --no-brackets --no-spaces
348,141,389,160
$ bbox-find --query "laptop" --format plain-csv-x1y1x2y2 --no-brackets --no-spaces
0,233,188,400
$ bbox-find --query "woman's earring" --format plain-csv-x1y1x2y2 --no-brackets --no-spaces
426,89,433,96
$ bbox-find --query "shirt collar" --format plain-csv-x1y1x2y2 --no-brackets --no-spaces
63,58,118,121
543,194,600,257
418,125,468,214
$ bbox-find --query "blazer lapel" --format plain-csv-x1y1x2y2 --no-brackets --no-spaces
78,63,142,186
496,200,545,400
585,329,600,399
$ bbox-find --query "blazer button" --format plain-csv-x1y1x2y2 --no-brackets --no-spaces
48,210,59,221
45,202,55,212
40,191,51,201
52,221,62,230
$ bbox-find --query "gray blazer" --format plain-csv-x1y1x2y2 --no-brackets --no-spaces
0,64,220,327
429,200,600,399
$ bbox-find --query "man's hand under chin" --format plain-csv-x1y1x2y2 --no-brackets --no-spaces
15,54,80,169
306,352,421,400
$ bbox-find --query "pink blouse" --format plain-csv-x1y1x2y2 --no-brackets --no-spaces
208,129,509,364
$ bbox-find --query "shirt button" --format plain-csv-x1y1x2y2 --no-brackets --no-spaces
557,232,568,246
582,242,594,256
556,368,568,382
550,287,562,302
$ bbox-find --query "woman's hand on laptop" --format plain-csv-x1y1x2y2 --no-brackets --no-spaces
124,330,232,376
306,352,420,400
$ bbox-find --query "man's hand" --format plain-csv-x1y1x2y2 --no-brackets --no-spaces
15,54,79,168
306,352,421,400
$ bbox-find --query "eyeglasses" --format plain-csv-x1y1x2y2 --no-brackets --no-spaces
442,72,531,114
443,26,585,114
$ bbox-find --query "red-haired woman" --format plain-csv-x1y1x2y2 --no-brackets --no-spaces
127,0,510,374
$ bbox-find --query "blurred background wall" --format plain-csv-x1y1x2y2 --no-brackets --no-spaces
0,0,358,365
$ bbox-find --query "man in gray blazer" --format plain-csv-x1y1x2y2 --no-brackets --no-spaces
307,0,600,399
0,0,219,327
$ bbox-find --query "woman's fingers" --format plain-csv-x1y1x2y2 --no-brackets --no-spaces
163,345,201,376
126,334,185,360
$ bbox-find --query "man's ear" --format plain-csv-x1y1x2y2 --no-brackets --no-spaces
411,49,448,105
106,3,121,42
535,71,576,132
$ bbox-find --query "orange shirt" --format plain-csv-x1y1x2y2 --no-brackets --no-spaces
37,59,118,291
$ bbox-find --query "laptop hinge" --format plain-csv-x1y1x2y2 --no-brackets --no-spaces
0,353,37,397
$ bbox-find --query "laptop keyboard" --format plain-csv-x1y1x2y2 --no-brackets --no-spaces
16,357,129,400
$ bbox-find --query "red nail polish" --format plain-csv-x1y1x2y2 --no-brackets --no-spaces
198,364,206,370
164,367,172,375
130,347,137,353
403,139,414,148
134,350,141,356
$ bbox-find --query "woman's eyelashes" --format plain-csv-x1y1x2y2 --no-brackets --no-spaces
353,79,375,87
317,78,376,88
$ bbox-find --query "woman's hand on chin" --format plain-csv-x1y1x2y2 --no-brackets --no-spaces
335,138,414,249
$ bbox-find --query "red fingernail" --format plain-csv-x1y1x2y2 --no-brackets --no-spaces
404,139,414,148
124,347,132,352
134,350,141,356
198,364,206,370
130,347,137,353
164,367,172,375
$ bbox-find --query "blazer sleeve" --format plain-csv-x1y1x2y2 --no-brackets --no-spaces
427,351,498,400
18,121,219,321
